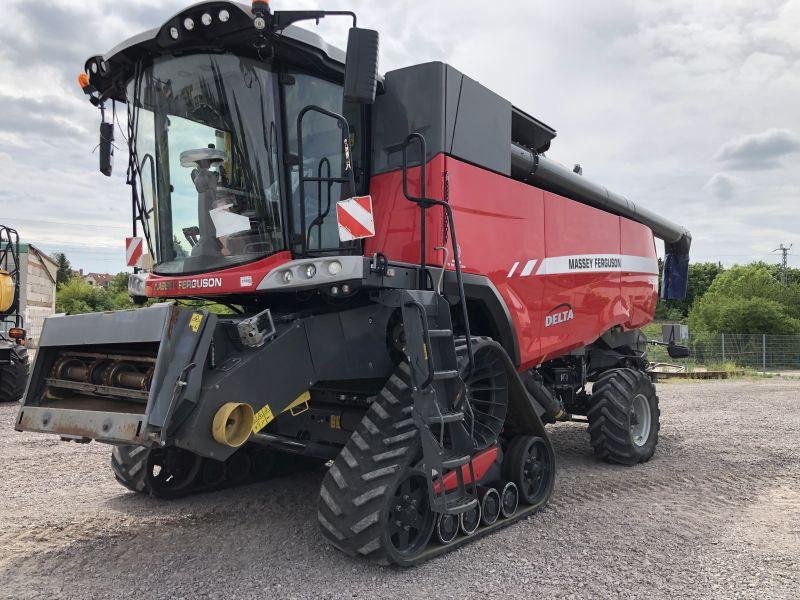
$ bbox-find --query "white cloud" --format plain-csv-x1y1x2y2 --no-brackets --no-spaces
1,0,798,271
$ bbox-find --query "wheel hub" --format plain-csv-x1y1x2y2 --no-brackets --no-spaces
630,393,652,447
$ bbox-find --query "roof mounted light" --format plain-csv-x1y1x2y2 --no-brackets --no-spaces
218,9,230,22
169,26,180,39
183,17,195,31
201,13,212,26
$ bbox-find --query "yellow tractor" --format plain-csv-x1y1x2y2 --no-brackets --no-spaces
0,225,29,402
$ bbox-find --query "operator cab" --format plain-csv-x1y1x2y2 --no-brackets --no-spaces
83,2,378,278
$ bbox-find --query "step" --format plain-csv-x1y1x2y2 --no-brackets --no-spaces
428,328,453,339
444,495,479,515
425,411,464,425
441,453,471,470
433,369,460,381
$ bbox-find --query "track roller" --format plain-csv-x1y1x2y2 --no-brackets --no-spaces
500,481,519,518
435,513,459,545
459,502,481,536
479,487,501,526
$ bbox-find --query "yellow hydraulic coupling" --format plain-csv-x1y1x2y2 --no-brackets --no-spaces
212,402,255,447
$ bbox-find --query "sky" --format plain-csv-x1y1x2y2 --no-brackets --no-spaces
0,0,798,274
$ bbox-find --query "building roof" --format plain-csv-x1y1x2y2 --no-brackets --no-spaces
84,272,115,287
20,244,58,284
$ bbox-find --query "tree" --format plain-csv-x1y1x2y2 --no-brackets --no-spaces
51,252,73,286
688,264,800,335
56,275,133,315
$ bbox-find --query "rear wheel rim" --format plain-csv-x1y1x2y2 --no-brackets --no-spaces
630,393,652,447
386,474,435,556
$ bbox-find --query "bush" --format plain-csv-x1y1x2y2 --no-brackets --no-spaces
688,264,800,335
56,276,133,315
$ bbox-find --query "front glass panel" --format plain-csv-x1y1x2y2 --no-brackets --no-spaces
129,53,283,275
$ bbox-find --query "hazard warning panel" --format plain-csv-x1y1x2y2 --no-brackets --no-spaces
125,237,144,267
336,196,375,242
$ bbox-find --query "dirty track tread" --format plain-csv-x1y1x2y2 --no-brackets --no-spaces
587,368,660,465
317,362,420,566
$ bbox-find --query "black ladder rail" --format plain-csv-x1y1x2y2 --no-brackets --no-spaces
401,133,474,379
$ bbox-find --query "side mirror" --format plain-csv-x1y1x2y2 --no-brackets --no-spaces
99,121,114,177
344,27,379,104
667,342,690,359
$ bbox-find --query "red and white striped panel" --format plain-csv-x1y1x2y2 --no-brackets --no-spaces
336,196,375,242
125,237,144,267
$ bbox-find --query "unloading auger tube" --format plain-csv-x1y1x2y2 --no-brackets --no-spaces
510,143,692,255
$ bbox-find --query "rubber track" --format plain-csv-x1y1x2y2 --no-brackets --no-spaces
317,361,421,566
111,445,320,498
587,368,660,465
0,362,28,403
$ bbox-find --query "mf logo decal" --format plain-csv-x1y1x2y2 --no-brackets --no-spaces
178,277,223,290
189,313,204,333
545,303,575,328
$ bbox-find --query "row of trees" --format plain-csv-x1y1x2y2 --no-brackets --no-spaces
657,261,800,336
51,253,134,314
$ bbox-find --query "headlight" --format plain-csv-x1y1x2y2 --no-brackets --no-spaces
282,270,293,284
304,264,317,279
327,260,342,276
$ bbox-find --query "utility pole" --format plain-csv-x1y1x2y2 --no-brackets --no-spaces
773,243,792,286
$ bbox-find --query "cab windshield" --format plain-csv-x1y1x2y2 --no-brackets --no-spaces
129,53,283,275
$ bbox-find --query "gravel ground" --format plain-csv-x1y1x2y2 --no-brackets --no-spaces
1,378,798,600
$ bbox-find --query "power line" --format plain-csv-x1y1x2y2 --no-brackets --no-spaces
772,243,793,286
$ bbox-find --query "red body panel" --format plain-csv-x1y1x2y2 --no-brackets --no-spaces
434,446,500,493
367,155,659,370
145,251,292,297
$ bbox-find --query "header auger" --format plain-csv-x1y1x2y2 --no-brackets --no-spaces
16,1,690,565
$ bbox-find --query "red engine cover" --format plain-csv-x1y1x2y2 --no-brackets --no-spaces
366,154,659,370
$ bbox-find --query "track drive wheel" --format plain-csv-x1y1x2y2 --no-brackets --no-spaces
111,446,202,498
0,360,28,402
317,362,435,566
503,435,556,507
587,368,660,465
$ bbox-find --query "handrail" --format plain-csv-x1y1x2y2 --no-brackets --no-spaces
296,105,357,256
401,133,474,378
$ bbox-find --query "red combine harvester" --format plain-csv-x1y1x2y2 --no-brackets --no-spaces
15,1,691,565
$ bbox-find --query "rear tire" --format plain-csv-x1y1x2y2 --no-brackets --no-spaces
317,362,435,566
587,368,660,465
0,361,28,402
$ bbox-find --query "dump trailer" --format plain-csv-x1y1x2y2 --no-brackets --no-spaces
0,225,29,402
15,1,691,565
